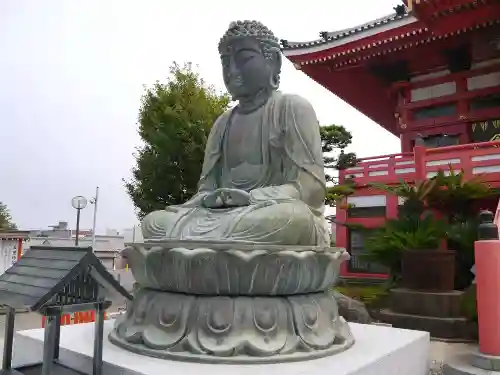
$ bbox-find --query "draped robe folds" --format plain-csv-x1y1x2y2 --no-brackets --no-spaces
141,91,331,246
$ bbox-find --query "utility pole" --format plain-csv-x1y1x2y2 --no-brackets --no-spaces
90,186,99,251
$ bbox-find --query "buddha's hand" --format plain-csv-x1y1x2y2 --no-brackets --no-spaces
180,192,210,208
202,190,224,208
221,188,251,207
202,188,250,208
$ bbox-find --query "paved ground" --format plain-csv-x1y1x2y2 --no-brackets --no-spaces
429,341,473,375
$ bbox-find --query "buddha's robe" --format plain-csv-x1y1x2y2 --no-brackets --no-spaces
141,91,330,246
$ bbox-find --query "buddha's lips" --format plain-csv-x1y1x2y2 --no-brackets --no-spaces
228,77,243,87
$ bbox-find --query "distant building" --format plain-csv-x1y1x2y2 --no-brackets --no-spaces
26,221,130,270
122,225,142,243
3,221,142,273
0,230,30,275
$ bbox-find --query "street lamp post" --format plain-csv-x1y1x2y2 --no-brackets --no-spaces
71,196,88,246
90,186,99,251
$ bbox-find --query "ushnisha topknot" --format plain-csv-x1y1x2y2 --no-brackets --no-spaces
218,20,281,56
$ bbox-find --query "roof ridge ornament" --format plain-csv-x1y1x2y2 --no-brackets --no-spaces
394,4,408,16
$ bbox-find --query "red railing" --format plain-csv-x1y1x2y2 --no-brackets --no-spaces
342,141,500,186
341,152,415,185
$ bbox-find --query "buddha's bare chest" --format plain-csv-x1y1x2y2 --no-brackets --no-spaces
225,111,264,167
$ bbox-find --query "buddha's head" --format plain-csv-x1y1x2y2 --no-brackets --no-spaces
219,20,282,100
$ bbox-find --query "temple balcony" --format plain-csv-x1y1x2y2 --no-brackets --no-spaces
340,141,500,188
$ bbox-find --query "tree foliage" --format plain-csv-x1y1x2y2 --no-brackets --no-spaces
125,62,231,218
319,124,357,206
0,202,16,229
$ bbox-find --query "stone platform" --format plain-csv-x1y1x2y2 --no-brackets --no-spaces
378,289,474,341
12,320,430,375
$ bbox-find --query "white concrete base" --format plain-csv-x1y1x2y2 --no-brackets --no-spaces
12,321,430,375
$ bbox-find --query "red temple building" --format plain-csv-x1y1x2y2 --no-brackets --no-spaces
282,0,500,280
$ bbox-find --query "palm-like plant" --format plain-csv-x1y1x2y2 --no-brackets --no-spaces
369,178,437,217
369,166,493,289
426,166,493,222
369,178,437,201
363,213,447,283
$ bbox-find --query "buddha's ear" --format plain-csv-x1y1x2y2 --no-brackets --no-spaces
271,49,282,73
268,49,282,89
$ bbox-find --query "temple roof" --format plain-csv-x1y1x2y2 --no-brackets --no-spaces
0,245,132,311
281,12,415,52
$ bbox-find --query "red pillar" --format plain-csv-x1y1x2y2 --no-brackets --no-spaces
16,239,23,261
413,146,427,180
475,239,500,355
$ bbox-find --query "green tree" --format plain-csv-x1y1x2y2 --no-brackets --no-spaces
320,125,357,206
125,62,231,218
0,202,17,229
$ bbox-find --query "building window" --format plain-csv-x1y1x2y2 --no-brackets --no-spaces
413,103,457,121
347,195,386,218
414,133,460,148
348,206,386,218
410,82,457,102
470,94,500,111
347,229,388,274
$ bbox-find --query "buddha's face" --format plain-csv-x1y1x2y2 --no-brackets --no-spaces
221,37,274,99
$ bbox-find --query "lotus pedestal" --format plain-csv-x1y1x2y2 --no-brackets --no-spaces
109,240,355,363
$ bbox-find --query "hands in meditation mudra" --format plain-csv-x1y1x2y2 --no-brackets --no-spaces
193,188,252,208
141,21,330,247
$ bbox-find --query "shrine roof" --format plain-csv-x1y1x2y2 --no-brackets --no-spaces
0,230,31,240
0,246,132,311
281,12,416,53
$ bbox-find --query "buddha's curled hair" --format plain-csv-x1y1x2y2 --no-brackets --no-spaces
218,20,281,58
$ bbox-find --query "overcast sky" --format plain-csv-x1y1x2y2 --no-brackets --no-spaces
0,0,400,233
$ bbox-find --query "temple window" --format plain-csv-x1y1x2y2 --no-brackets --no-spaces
467,72,500,91
414,133,460,148
347,229,388,274
347,195,386,218
413,103,457,121
410,82,456,102
470,93,500,111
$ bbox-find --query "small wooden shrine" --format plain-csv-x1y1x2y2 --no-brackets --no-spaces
0,246,132,375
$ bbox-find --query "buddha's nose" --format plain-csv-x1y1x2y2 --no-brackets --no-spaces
227,60,239,77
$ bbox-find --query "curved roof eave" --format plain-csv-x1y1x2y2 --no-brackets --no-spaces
283,13,418,57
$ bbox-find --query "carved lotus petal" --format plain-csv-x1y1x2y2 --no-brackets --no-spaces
124,240,349,296
110,289,354,364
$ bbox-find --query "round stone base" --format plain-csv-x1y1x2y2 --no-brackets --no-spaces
109,288,355,364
